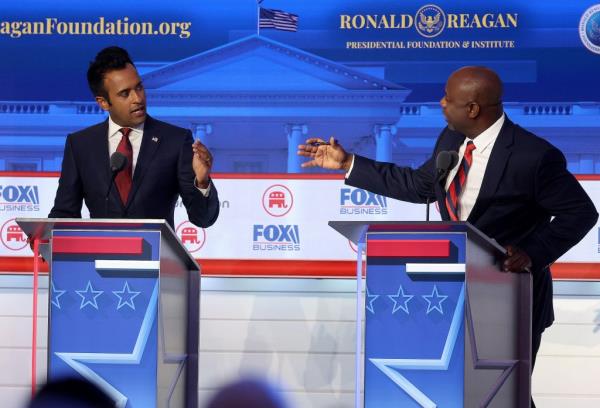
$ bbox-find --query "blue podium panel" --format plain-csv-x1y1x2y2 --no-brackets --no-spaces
49,229,161,408
364,231,466,408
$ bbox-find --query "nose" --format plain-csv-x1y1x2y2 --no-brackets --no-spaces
131,89,143,103
440,96,446,108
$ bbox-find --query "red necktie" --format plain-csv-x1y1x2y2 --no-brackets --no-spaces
445,141,476,221
115,127,133,205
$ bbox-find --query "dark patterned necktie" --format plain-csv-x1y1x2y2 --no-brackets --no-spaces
445,141,476,221
115,127,133,205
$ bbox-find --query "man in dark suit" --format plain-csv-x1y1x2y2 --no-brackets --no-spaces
298,66,598,407
49,46,219,228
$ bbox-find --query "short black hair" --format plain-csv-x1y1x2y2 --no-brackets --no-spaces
28,377,115,408
87,46,134,99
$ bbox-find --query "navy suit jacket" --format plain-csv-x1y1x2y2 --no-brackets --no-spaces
49,116,219,228
347,118,598,335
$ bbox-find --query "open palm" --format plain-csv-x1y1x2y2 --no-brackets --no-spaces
297,137,350,170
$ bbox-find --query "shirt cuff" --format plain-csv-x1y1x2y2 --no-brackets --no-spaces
194,178,211,197
345,155,356,179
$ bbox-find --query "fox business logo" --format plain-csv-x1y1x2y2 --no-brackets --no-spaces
253,224,300,251
340,188,388,215
0,185,40,212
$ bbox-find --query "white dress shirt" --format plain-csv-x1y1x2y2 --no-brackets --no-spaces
108,116,144,172
107,116,210,196
444,114,505,220
346,114,505,221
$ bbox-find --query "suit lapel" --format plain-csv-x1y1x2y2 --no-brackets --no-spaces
467,119,515,224
126,116,161,208
92,120,124,208
434,181,449,220
436,132,465,220
91,120,111,180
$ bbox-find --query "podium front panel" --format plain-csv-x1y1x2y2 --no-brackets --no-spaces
364,231,466,408
48,228,162,408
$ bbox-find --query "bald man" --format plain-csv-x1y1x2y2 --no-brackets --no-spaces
298,66,598,407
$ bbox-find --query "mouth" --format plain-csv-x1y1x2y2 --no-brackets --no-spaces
131,106,146,116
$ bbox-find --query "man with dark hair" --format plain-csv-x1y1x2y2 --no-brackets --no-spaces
49,46,219,228
298,66,598,407
205,377,288,408
86,46,133,100
28,377,115,408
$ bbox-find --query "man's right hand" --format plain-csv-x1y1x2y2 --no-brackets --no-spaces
297,137,353,171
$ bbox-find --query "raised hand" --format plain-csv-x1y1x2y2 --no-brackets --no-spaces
297,136,353,171
192,140,212,188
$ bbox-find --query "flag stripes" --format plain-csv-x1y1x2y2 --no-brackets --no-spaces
259,7,298,32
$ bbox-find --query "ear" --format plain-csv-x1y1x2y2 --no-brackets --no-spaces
95,96,110,111
467,102,480,119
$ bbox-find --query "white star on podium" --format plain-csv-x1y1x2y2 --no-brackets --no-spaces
113,281,141,310
388,285,414,314
422,285,448,315
366,287,380,314
51,281,66,309
76,281,103,310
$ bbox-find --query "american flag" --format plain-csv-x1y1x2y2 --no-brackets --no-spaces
259,7,298,32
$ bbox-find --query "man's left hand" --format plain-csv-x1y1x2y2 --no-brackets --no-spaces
503,245,532,273
192,140,212,188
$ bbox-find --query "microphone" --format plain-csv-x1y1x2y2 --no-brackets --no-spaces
110,151,127,174
435,150,459,182
426,150,459,221
105,152,128,215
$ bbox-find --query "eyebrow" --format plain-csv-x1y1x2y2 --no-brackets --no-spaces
117,81,143,95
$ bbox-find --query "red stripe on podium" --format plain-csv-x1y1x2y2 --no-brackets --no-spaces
367,239,450,257
52,237,143,255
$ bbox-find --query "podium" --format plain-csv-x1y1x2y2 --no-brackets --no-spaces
330,221,532,408
17,218,200,408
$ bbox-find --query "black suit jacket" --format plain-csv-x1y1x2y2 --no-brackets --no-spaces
49,116,219,228
347,118,598,335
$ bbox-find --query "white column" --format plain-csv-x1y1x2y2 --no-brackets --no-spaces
374,124,397,162
194,123,213,142
286,124,308,173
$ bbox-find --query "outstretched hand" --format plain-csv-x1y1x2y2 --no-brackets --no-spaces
297,137,353,171
192,140,212,188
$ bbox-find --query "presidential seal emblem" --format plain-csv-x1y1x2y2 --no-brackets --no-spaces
579,4,600,54
415,4,446,38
